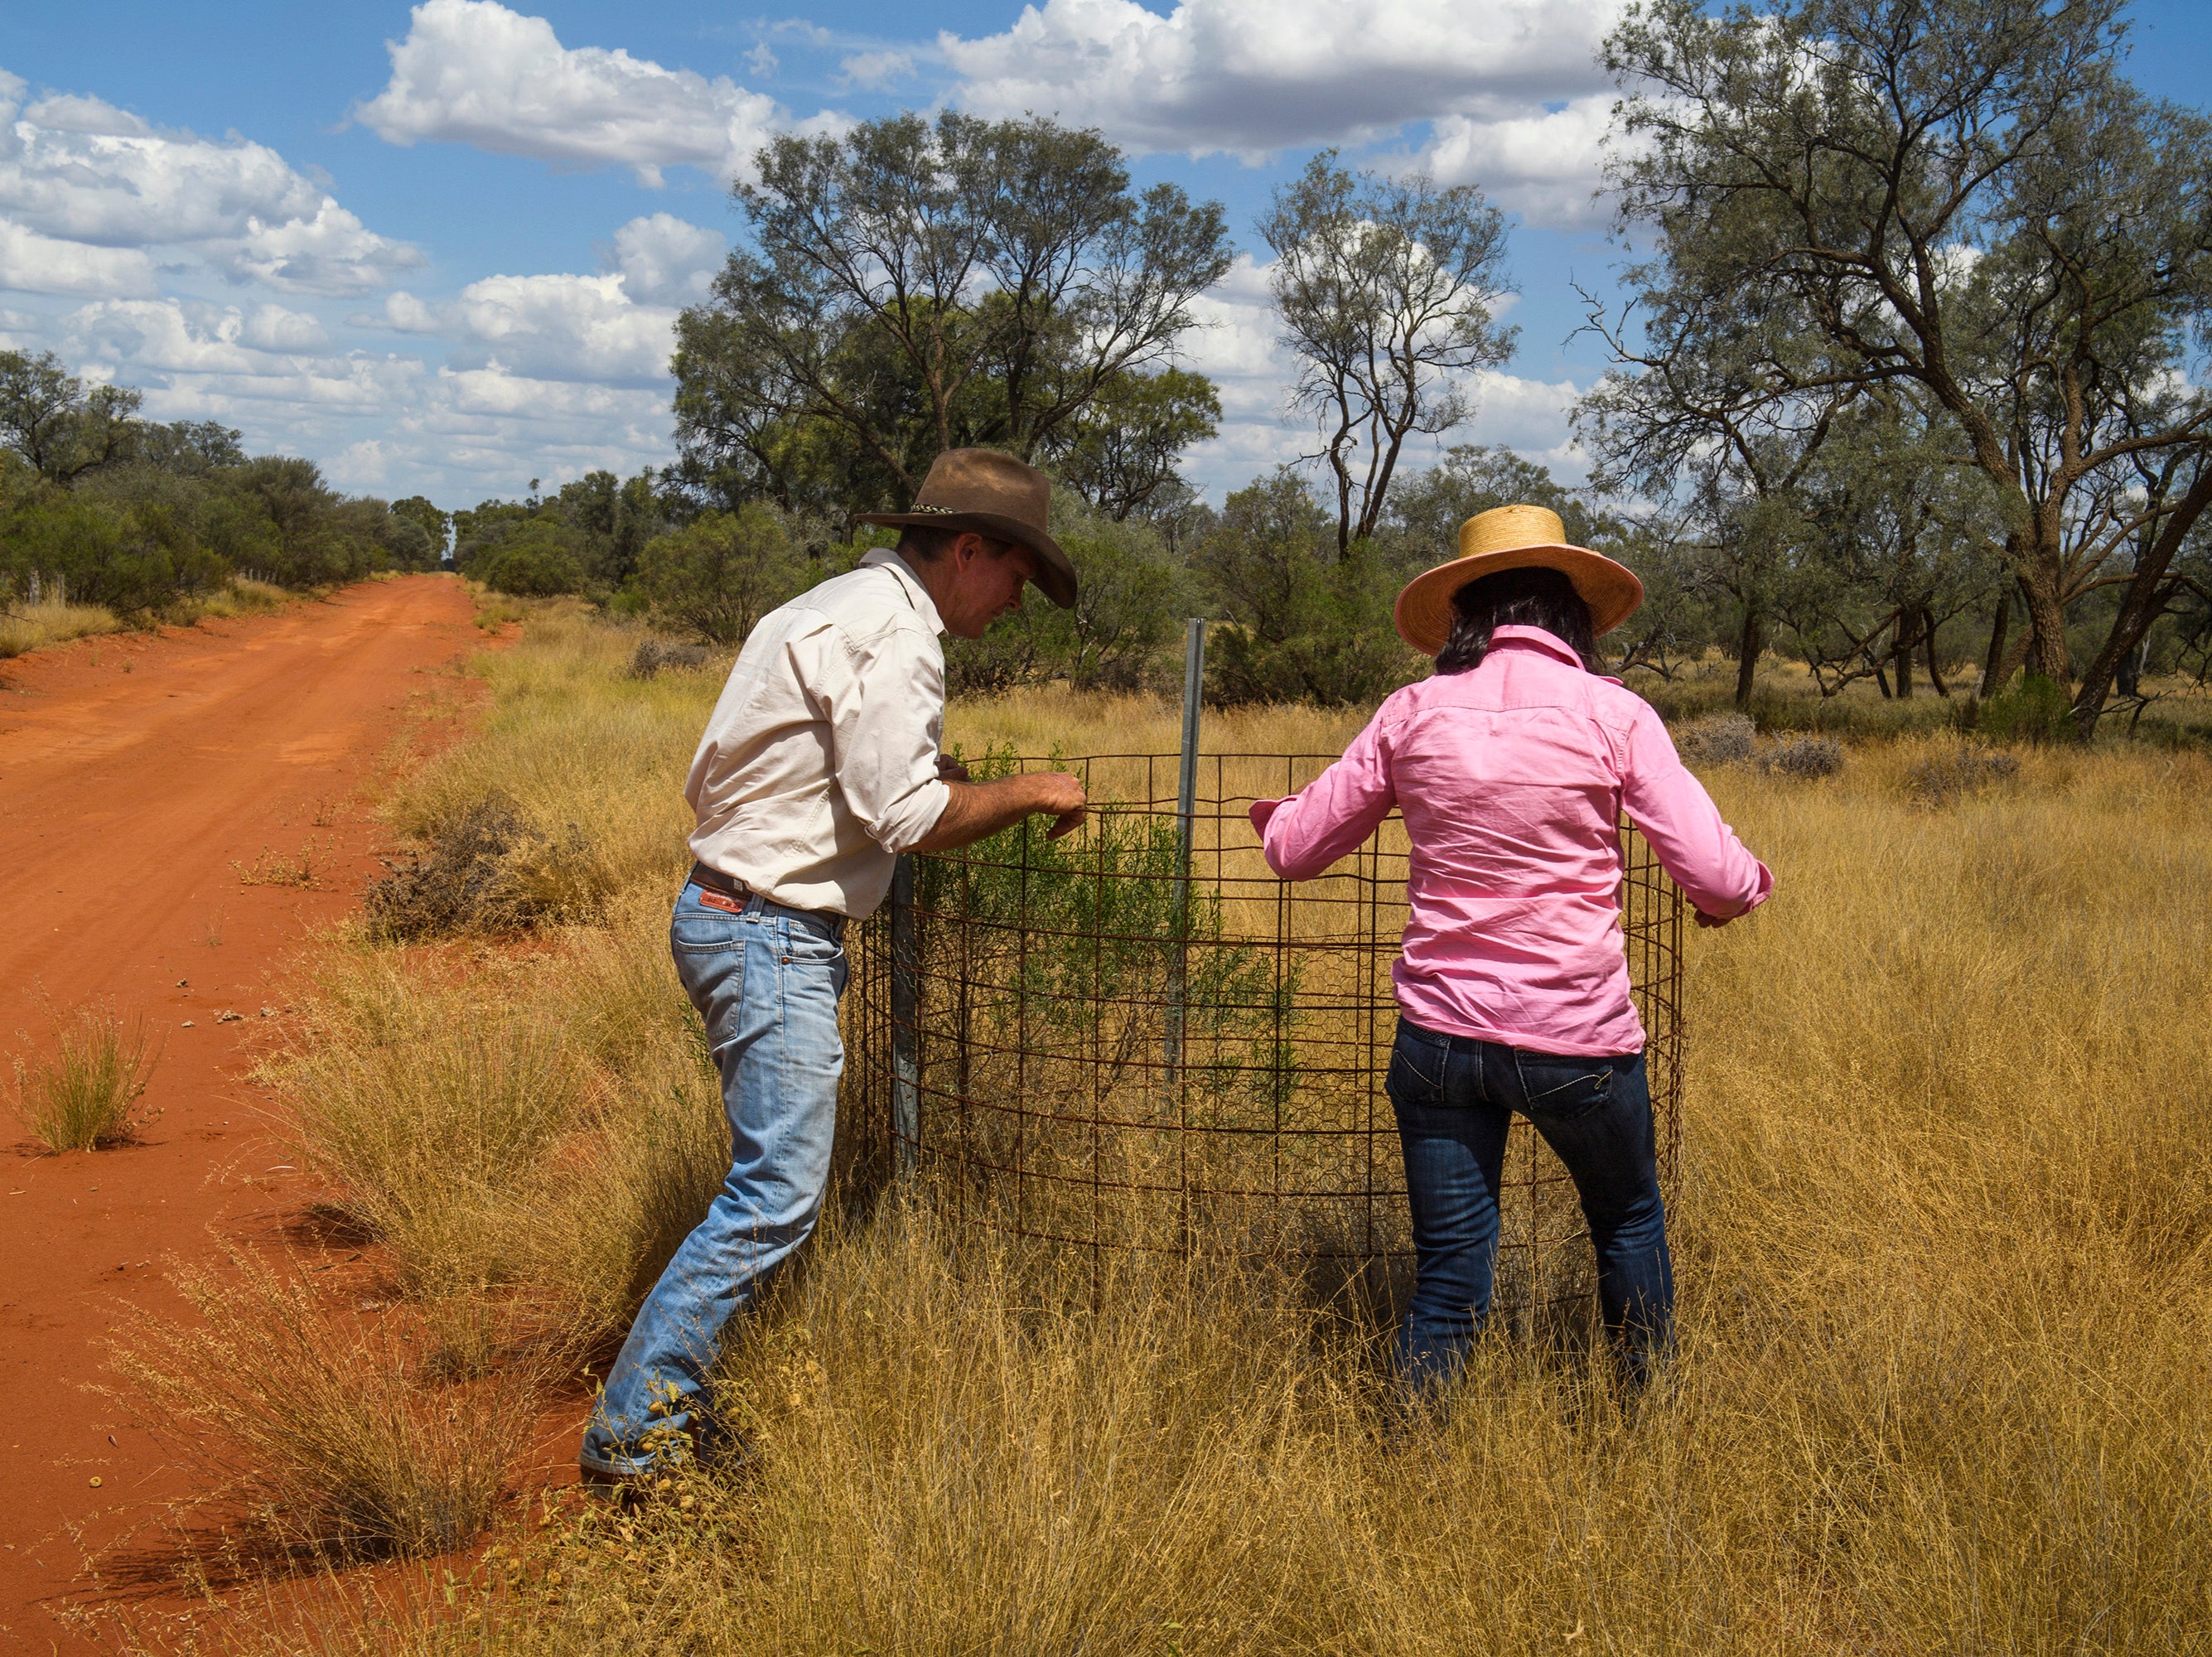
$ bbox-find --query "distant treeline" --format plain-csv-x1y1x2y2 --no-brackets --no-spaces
443,442,1673,709
0,350,442,616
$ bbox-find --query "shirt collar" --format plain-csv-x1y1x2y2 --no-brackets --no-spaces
1488,624,1585,668
860,546,946,637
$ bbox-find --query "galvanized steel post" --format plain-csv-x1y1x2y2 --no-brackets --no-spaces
1165,619,1206,1072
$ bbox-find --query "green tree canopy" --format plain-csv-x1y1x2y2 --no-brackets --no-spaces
1602,0,2212,734
671,111,1233,520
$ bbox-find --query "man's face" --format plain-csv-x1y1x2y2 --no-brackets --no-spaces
938,534,1037,640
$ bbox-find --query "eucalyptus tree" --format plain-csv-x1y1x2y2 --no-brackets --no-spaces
1037,365,1220,522
0,350,142,485
676,111,1232,513
1604,0,2212,735
1577,263,1855,708
1771,399,2007,697
1260,153,1516,557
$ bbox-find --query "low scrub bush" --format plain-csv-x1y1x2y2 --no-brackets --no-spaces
1673,712,1756,766
365,791,561,940
1753,732,1846,779
1903,743,2021,807
1979,671,2075,744
628,635,710,679
109,1244,536,1563
9,1004,158,1151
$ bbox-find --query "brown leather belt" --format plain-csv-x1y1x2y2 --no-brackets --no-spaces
687,861,753,901
687,862,846,938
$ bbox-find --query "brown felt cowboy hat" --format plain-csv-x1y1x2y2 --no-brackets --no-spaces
1393,503,1643,655
856,448,1078,609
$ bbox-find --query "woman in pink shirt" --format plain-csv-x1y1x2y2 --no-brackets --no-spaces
1251,505,1771,1394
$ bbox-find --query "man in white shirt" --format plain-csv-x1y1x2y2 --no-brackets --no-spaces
582,450,1085,1484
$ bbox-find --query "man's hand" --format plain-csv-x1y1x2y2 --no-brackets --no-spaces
935,753,972,783
911,770,1087,853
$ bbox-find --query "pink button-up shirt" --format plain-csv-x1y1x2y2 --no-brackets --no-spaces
1251,626,1771,1057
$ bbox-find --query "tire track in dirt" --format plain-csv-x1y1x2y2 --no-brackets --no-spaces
0,574,486,1654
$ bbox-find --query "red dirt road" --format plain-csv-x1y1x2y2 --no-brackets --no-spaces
0,576,485,1654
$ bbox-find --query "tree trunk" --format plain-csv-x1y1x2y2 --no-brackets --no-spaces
2070,457,2212,739
1891,608,1915,698
1734,606,1762,710
2017,534,2073,686
1924,608,1949,696
1977,587,2014,698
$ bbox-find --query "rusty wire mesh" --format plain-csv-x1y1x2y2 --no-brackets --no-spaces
842,752,1684,1319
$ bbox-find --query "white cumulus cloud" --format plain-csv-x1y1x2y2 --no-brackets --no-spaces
0,68,421,293
939,0,1629,227
604,212,726,307
0,216,159,297
357,0,802,186
446,272,678,383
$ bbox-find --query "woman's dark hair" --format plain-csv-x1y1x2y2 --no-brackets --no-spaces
1433,565,1598,674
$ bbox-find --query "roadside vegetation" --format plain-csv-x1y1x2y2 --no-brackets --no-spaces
103,609,2211,1653
0,350,445,656
9,1003,161,1152
74,1,2212,1641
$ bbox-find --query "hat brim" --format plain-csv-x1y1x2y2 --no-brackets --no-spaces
1393,544,1644,655
855,510,1077,609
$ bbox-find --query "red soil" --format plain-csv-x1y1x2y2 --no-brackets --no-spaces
0,576,487,1654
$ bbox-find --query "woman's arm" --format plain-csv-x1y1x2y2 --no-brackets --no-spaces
1250,706,1399,882
1619,703,1772,925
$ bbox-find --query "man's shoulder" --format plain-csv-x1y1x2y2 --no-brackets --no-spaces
792,563,926,632
753,565,935,668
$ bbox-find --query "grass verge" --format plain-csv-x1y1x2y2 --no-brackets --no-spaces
109,1242,541,1564
10,1004,160,1151
141,611,2212,1651
0,597,121,657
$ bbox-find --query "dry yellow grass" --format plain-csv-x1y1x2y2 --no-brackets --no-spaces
0,596,121,656
171,614,2210,1653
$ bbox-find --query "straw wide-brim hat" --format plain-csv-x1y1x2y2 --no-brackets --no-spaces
856,448,1077,608
1392,503,1643,655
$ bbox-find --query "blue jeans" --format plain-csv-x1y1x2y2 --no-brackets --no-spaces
1385,1017,1673,1394
579,882,848,1477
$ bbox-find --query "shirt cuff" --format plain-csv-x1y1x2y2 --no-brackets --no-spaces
874,777,953,856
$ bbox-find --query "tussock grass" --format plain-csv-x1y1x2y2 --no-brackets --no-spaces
0,579,294,660
0,596,121,657
204,612,2212,1650
268,906,726,1337
110,1244,539,1563
380,610,707,932
172,577,294,625
10,1004,159,1151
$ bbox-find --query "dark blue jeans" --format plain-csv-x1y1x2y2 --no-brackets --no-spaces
1385,1017,1673,1394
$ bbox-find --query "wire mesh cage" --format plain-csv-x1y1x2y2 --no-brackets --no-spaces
842,752,1685,1320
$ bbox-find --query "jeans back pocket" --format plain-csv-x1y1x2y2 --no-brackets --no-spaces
1511,1050,1618,1120
1384,1023,1450,1109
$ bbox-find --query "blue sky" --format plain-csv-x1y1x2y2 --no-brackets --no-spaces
3,1,2209,511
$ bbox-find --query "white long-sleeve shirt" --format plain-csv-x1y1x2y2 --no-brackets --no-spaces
683,549,952,918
